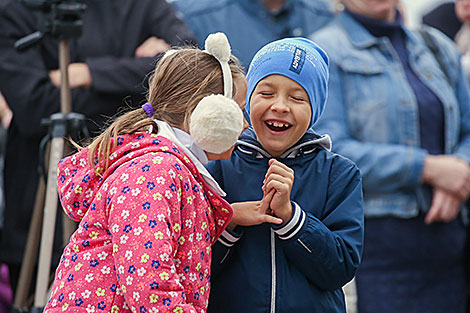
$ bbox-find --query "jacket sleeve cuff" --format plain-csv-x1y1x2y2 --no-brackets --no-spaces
217,227,243,247
272,202,306,240
405,147,428,186
454,152,470,164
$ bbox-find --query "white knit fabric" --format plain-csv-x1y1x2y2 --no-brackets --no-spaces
190,94,243,154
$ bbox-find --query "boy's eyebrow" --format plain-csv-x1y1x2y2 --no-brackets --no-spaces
291,87,307,93
258,81,306,93
257,81,277,88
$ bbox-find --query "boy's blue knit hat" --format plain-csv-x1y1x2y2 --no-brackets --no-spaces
246,37,329,128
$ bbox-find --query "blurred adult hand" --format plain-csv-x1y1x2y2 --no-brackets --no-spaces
49,63,92,88
425,188,461,224
228,190,283,230
134,36,170,58
0,92,12,129
422,155,470,201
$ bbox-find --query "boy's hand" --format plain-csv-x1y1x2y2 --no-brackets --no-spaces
263,159,294,223
228,190,283,230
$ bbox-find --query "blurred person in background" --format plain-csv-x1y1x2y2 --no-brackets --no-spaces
312,0,470,312
422,1,462,40
0,0,195,298
171,0,334,67
423,0,470,81
455,0,470,80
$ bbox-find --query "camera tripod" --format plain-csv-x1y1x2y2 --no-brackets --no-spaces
11,1,88,312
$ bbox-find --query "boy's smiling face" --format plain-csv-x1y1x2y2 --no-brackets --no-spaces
249,74,311,157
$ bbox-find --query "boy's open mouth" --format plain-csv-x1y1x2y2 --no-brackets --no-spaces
265,120,292,132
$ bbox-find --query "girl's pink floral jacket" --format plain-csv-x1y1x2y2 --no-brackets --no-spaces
44,133,233,313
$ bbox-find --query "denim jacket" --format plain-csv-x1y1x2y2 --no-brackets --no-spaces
171,0,333,66
312,13,470,218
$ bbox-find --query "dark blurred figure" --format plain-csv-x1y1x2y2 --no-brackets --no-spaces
455,0,470,81
423,0,470,81
0,0,195,297
422,2,462,40
312,0,470,312
171,0,334,67
0,92,12,313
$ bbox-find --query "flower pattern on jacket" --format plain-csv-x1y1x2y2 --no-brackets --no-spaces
44,134,233,313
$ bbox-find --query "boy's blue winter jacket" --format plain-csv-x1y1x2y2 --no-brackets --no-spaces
206,128,364,313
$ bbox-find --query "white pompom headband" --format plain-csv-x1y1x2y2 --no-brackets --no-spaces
188,33,244,154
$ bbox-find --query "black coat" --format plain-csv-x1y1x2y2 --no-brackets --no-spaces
422,2,462,40
0,0,195,265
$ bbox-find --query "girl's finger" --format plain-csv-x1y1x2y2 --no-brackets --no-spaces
263,214,283,225
261,189,275,212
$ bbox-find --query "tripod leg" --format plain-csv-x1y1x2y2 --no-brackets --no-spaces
12,178,46,311
13,140,50,311
33,137,65,308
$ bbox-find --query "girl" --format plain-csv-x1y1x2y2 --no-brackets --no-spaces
44,33,248,313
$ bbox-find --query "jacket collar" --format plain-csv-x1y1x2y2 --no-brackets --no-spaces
154,120,226,197
339,11,428,60
238,0,294,18
338,11,382,49
236,127,331,159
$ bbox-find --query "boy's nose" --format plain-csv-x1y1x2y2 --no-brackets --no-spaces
271,98,290,112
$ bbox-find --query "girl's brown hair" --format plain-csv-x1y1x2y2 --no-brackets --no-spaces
88,47,244,175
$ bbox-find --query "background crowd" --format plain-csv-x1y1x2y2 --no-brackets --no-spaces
0,0,469,312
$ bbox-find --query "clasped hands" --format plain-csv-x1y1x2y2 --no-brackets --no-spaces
422,155,470,224
228,159,294,230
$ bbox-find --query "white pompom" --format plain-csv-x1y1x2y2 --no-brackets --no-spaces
204,32,231,62
190,94,243,154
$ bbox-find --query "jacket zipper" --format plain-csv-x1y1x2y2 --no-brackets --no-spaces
270,229,276,313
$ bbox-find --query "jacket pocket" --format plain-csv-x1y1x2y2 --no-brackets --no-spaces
338,56,390,143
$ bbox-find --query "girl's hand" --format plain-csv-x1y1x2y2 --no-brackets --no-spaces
263,159,294,223
228,190,283,230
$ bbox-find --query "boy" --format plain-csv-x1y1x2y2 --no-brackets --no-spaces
206,38,364,313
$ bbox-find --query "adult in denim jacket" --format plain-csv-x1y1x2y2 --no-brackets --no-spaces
171,0,334,67
312,0,470,312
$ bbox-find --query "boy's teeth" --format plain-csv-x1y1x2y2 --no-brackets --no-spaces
267,121,288,128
